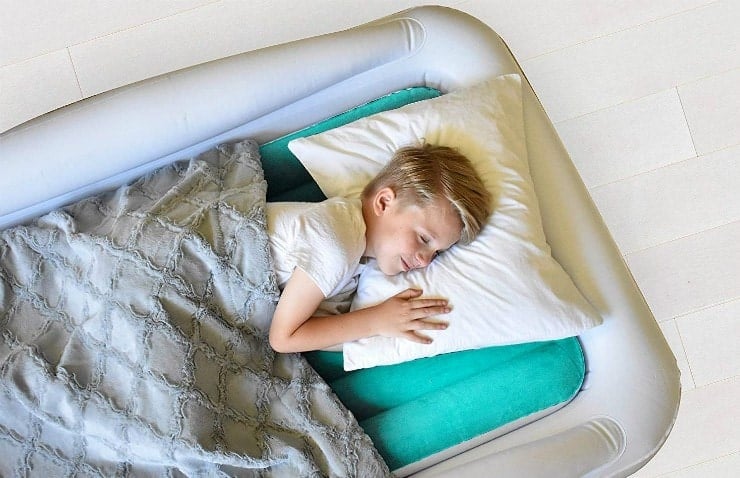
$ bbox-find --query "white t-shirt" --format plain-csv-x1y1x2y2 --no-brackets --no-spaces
266,197,366,313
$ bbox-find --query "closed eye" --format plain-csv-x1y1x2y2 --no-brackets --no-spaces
432,249,446,260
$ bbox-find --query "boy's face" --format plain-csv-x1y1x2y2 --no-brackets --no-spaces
365,188,462,275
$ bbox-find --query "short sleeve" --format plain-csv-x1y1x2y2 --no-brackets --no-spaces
291,199,365,298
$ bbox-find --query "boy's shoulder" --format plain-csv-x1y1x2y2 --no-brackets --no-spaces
318,196,362,216
267,196,359,216
308,197,364,236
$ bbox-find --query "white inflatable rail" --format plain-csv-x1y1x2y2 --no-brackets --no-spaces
0,6,680,477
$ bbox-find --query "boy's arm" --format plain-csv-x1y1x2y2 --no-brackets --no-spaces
269,267,450,353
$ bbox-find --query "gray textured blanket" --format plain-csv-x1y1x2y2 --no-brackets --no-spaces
0,140,390,477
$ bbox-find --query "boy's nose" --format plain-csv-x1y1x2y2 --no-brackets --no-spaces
415,250,433,268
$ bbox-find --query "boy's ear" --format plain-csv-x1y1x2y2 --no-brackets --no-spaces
372,187,396,216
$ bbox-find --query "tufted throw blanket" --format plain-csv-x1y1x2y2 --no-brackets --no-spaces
0,140,390,477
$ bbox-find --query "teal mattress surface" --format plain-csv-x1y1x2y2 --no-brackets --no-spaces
259,88,586,470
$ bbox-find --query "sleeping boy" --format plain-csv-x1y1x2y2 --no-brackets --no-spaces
267,143,491,353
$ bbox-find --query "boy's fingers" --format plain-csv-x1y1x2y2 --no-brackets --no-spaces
411,305,451,319
411,298,448,308
396,288,423,299
403,331,433,344
415,319,448,330
412,302,449,312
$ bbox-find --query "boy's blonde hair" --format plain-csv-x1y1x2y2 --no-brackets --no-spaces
362,143,491,245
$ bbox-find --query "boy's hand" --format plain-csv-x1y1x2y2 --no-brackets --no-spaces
372,288,450,344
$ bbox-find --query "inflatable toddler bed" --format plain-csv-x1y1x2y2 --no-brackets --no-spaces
0,6,680,478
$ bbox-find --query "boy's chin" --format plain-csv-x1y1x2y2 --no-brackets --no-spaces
377,261,403,276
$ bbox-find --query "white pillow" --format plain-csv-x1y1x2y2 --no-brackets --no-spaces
288,75,602,370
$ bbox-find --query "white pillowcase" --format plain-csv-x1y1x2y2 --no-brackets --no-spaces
288,75,602,370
